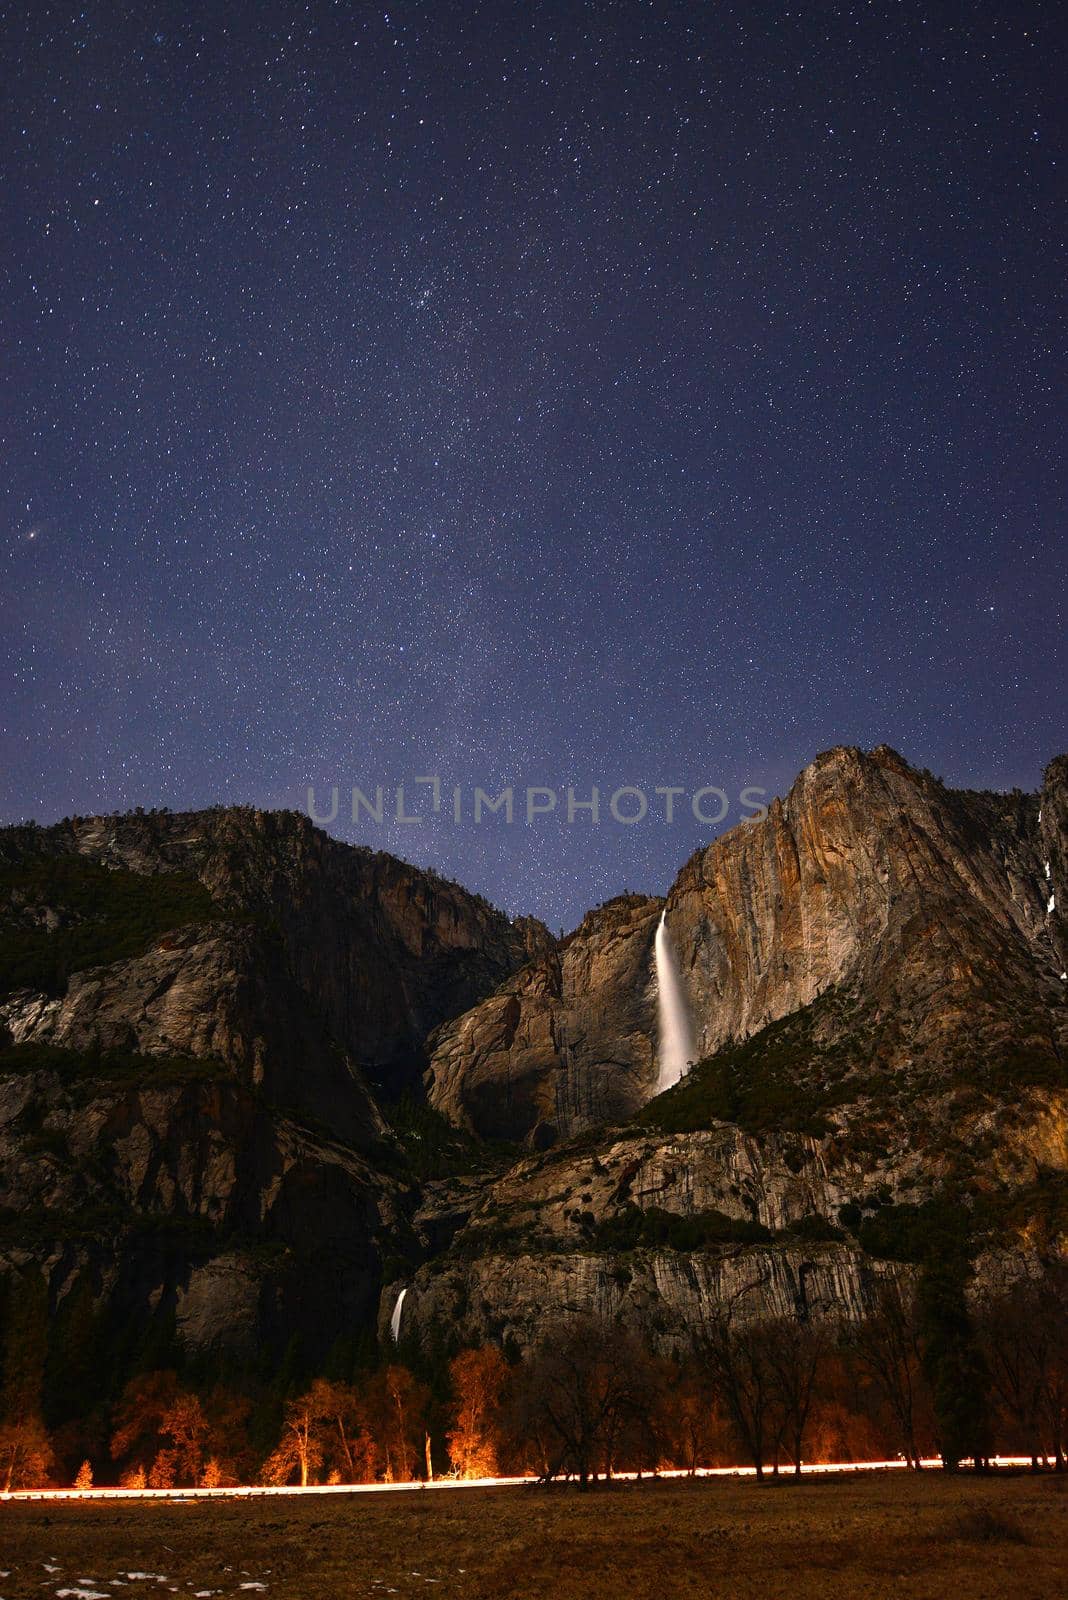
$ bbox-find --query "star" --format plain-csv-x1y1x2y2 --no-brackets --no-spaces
0,3,1061,929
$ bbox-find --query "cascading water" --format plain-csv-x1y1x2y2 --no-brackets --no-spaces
390,1286,407,1343
655,910,695,1093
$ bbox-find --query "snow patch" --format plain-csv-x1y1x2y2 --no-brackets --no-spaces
1049,894,1057,914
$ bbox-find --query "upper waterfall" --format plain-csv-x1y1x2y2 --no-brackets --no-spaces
655,909,695,1093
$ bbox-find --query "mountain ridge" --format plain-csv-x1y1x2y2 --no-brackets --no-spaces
0,744,1065,1411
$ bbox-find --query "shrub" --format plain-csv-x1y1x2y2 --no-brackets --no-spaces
0,1040,229,1091
379,1091,517,1181
0,855,223,999
592,1203,772,1252
856,1196,972,1263
637,996,860,1139
783,1213,842,1242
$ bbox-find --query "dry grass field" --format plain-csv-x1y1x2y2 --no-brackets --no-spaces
2,1473,1067,1600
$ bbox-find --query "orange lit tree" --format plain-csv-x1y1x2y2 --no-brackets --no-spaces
447,1346,509,1478
0,1269,54,1490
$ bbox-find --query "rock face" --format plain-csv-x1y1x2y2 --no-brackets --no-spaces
426,894,662,1144
673,745,1063,1063
384,1243,897,1360
0,1063,404,1365
0,807,548,1095
385,1076,1067,1355
426,747,1068,1145
1040,753,1068,979
2,750,1066,1386
1,923,385,1148
0,807,543,1365
420,1128,869,1252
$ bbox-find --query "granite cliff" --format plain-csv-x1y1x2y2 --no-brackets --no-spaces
0,808,544,1367
1,749,1065,1389
426,745,1067,1146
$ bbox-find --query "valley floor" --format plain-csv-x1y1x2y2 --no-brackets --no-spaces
2,1473,1066,1600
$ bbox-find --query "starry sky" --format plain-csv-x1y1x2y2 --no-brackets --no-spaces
2,2,1065,930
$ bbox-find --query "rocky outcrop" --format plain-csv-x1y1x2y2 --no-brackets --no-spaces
426,747,1068,1144
382,1078,1068,1355
2,750,1066,1383
1040,753,1068,979
0,1064,406,1366
672,745,1063,1062
425,1129,858,1253
0,807,544,1364
426,895,661,1144
0,807,549,1096
383,1244,900,1359
1,922,384,1148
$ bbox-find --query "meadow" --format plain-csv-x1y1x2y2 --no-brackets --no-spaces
2,1471,1066,1600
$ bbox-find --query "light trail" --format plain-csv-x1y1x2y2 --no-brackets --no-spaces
0,1459,1038,1503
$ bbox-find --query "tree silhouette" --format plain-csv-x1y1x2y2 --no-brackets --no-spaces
844,1278,926,1469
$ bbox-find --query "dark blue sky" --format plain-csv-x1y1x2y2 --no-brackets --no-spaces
2,1,1064,928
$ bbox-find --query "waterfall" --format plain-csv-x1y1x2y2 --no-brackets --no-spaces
390,1286,407,1343
655,910,695,1093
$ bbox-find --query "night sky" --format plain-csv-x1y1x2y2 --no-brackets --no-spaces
2,3,1064,930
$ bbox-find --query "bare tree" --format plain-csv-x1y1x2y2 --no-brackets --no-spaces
0,1270,53,1490
0,1414,53,1491
764,1317,828,1476
517,1315,655,1490
304,1377,373,1483
982,1261,1068,1470
980,1279,1049,1469
844,1277,925,1469
1036,1259,1068,1471
661,1360,724,1474
601,1342,669,1480
157,1393,209,1486
447,1347,509,1478
695,1289,780,1479
261,1389,323,1487
359,1365,431,1482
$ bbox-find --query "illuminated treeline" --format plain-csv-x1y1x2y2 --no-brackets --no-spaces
1,1265,1066,1490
